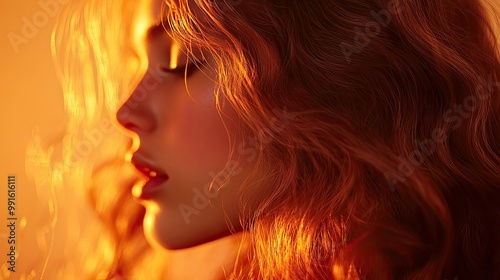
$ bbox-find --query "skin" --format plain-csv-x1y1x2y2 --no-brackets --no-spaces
116,0,255,254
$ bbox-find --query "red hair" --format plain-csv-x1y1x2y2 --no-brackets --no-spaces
167,0,500,278
54,0,500,278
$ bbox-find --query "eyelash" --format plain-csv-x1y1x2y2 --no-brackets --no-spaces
159,59,204,77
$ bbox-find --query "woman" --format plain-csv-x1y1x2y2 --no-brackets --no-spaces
50,0,500,278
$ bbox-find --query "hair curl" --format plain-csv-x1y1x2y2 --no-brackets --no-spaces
54,0,500,278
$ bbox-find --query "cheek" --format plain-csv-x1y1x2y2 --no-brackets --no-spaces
143,70,250,249
166,76,239,173
174,108,230,167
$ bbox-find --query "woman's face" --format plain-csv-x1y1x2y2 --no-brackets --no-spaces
116,0,254,250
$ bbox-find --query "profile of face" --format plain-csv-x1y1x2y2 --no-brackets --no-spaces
116,0,254,250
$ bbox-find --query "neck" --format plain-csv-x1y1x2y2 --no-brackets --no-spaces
163,231,251,280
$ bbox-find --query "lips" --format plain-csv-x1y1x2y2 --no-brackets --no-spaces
131,155,169,180
130,154,169,199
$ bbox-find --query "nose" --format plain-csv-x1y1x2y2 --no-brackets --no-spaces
116,71,160,133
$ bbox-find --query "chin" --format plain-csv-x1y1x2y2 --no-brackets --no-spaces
142,206,239,250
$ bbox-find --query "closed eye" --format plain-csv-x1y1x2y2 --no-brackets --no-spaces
159,58,205,77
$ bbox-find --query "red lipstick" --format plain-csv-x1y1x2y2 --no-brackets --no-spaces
131,154,169,199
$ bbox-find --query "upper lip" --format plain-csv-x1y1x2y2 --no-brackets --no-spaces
131,153,169,179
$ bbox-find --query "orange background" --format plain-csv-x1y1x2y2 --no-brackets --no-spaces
1,0,66,278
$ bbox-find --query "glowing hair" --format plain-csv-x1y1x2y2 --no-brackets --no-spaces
52,0,500,278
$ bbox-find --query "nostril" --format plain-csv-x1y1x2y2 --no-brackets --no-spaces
116,106,131,126
116,111,139,132
115,102,156,133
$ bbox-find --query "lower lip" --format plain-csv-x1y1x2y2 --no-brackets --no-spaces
132,177,169,200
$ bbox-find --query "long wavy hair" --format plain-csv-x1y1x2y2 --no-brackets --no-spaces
51,0,500,278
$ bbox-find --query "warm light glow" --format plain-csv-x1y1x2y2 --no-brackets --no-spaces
131,178,147,198
333,264,344,277
143,204,165,251
170,41,180,70
132,0,150,61
20,217,27,229
125,133,140,162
